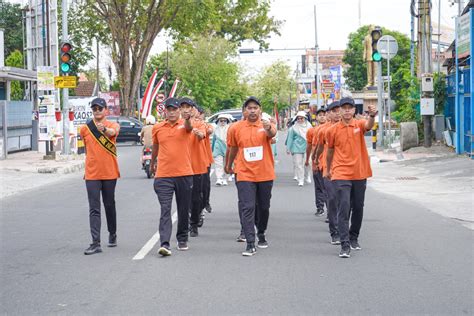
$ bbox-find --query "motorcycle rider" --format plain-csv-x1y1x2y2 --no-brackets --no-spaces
141,115,156,168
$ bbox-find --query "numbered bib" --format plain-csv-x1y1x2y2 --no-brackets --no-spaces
244,146,263,162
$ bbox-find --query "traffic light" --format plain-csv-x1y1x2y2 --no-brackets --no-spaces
371,27,382,62
60,42,72,74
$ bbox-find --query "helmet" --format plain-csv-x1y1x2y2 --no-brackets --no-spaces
146,115,156,125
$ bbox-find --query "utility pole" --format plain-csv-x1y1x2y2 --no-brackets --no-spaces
418,0,433,147
410,0,415,77
96,38,100,96
61,0,69,155
437,0,441,74
314,5,320,109
358,0,362,27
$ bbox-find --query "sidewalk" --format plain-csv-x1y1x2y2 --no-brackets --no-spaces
0,151,84,199
368,145,474,230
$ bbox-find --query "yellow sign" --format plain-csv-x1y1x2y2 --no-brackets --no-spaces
54,76,77,89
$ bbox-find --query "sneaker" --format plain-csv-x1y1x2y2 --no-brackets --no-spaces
198,213,204,227
293,176,298,181
339,245,351,258
324,218,330,223
236,234,246,242
190,226,199,237
84,243,102,255
222,180,228,186
205,204,212,213
350,240,362,250
215,180,222,186
305,177,312,184
108,234,117,247
315,209,325,217
177,241,189,251
298,182,304,187
257,239,268,249
331,236,341,245
158,245,172,256
242,244,257,256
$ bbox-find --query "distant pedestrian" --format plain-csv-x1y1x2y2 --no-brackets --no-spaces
151,97,194,256
325,97,377,258
80,97,120,255
226,96,277,256
286,111,312,186
212,114,231,186
202,115,214,214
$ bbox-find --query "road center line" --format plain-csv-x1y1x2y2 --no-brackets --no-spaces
132,211,177,260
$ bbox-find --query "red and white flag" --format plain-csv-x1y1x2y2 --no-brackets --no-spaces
168,78,180,98
141,69,158,119
147,76,166,116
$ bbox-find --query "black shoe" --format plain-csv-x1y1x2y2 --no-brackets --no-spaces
324,218,330,223
315,209,325,217
242,243,257,256
339,244,351,258
331,235,341,245
84,243,102,255
190,226,199,237
350,239,362,250
108,234,117,247
236,234,246,242
205,204,212,213
158,245,172,256
257,235,268,249
177,241,189,251
198,213,204,228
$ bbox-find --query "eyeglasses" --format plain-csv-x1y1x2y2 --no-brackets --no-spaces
92,106,104,112
297,117,305,120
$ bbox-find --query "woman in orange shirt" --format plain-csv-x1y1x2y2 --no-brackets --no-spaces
80,98,120,255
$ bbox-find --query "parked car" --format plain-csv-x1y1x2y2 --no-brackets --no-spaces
206,109,242,124
107,116,143,143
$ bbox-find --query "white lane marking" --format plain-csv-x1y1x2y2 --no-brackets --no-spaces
132,211,178,260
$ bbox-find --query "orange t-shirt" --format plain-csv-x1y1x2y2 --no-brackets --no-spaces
313,122,334,172
188,119,209,175
227,121,244,171
309,124,324,170
326,119,372,180
229,119,275,182
152,119,193,178
204,123,214,166
80,120,120,180
306,127,316,147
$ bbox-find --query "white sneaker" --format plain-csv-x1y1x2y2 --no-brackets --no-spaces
293,176,298,181
222,180,228,186
305,178,312,184
228,176,233,182
215,180,222,186
298,182,304,187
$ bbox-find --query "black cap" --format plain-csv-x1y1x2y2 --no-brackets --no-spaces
243,96,261,108
327,101,341,111
90,97,107,108
179,97,196,107
339,97,355,107
316,107,326,114
165,97,180,108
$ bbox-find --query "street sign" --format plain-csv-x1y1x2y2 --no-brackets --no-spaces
457,12,471,59
383,76,392,82
377,35,398,60
420,98,435,115
54,76,77,89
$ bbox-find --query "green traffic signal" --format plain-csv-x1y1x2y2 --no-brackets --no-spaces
61,63,71,73
372,51,382,62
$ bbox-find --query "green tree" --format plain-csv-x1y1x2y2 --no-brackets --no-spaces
434,73,447,114
5,50,24,100
82,69,108,92
0,2,23,57
74,0,281,115
251,61,296,113
342,25,411,97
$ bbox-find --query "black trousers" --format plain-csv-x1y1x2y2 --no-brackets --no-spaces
154,176,193,246
236,180,273,244
313,170,327,211
190,174,204,228
202,166,211,208
323,177,339,237
334,179,367,244
85,179,117,244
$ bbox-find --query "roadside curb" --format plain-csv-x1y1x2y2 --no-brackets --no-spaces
37,161,85,174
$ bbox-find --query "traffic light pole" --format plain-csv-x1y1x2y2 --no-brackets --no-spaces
376,61,384,148
62,0,69,155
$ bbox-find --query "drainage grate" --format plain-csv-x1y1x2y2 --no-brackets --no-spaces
395,176,419,180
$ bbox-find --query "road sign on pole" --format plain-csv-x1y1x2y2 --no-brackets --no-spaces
377,35,398,60
54,76,77,89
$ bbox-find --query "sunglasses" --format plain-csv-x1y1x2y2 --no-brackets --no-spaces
92,106,105,112
297,117,305,120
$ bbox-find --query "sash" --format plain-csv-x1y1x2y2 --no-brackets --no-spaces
85,120,117,157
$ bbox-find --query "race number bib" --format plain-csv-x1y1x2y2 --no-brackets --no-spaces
244,146,263,162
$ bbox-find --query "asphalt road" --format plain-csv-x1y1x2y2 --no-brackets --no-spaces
1,139,473,315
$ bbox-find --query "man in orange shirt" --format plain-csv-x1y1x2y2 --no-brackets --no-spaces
202,115,214,215
314,101,341,245
226,96,276,256
181,100,208,237
325,97,376,258
151,97,194,256
80,98,120,255
306,108,327,216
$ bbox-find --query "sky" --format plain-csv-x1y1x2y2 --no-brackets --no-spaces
8,0,462,79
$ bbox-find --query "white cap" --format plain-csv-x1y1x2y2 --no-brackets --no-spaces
217,114,230,121
296,111,307,118
145,115,156,125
